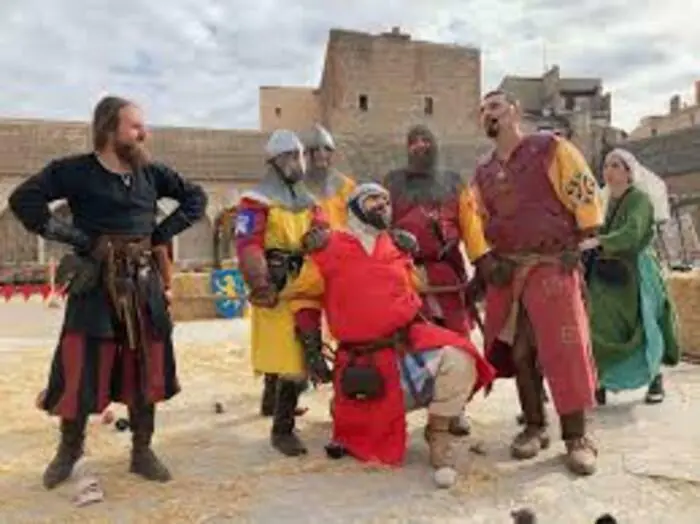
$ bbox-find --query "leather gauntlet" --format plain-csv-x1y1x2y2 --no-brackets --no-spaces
296,328,333,386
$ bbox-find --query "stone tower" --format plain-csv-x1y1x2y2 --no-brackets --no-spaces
260,27,483,143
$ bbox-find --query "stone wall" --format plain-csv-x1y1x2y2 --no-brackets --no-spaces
319,29,482,142
259,86,320,132
0,119,268,182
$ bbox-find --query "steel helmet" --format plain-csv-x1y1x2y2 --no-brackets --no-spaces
347,182,389,207
303,124,336,151
265,129,304,160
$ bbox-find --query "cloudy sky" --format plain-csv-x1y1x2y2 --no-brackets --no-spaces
0,0,697,133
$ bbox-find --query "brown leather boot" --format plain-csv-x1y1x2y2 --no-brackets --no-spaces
43,417,87,489
423,413,471,443
129,403,172,482
560,411,597,476
260,373,279,416
270,379,308,457
511,361,550,460
261,374,308,417
425,414,459,469
425,414,461,488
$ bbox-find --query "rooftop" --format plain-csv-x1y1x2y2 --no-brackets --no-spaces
625,125,700,177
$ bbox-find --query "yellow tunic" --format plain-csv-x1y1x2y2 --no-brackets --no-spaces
246,198,319,376
316,174,356,229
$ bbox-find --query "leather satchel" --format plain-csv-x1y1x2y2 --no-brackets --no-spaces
340,352,385,401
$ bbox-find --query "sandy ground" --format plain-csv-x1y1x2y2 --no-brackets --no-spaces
1,300,699,523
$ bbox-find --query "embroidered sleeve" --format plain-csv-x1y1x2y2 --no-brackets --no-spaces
233,197,270,291
549,138,604,232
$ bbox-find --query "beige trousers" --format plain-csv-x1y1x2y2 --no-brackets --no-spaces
403,346,477,417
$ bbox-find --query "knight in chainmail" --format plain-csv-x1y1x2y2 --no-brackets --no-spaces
234,129,328,456
383,125,493,437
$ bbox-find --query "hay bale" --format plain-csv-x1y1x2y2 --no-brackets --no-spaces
171,272,217,322
666,270,700,363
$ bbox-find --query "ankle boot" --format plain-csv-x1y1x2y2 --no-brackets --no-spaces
261,374,308,417
511,365,550,460
644,374,665,404
128,403,172,482
425,414,460,488
271,379,308,457
260,374,279,416
43,417,87,489
595,387,607,406
449,412,471,436
423,412,471,443
560,411,597,476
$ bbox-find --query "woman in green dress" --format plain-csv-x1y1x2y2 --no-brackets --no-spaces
582,148,680,405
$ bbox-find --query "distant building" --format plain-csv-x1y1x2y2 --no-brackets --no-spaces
629,81,700,139
499,65,624,174
0,27,489,268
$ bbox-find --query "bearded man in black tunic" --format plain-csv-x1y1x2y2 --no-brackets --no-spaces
9,96,207,489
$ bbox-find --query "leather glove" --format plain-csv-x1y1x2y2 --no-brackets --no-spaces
389,228,419,256
296,329,333,386
301,226,331,254
249,286,279,308
464,272,486,304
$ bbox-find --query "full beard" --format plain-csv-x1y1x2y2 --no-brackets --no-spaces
407,150,436,174
115,141,150,171
306,165,329,185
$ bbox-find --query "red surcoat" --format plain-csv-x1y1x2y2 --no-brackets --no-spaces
473,133,579,254
310,231,495,465
390,189,473,334
472,133,597,414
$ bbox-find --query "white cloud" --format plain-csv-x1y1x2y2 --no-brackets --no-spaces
0,0,698,132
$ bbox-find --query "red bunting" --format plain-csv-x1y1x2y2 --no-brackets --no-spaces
1,285,14,301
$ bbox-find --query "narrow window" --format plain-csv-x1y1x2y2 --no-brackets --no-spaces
424,96,434,115
358,94,368,111
274,107,282,117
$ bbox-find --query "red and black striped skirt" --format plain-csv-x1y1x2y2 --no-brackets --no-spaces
40,329,180,420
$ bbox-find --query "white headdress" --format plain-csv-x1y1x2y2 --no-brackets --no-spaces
601,148,670,223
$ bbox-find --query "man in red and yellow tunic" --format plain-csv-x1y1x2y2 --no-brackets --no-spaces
383,125,491,436
472,90,603,475
234,129,327,456
287,183,495,488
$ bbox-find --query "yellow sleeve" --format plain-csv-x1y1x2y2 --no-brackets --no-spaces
548,138,604,231
323,174,357,229
282,258,325,313
457,185,491,261
341,175,357,199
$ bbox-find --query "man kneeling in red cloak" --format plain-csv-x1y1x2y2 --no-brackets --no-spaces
287,183,495,488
